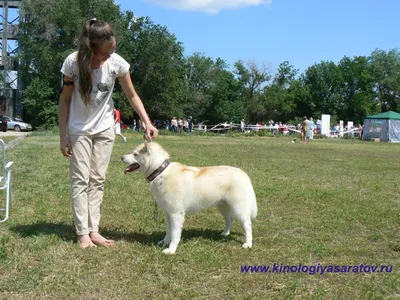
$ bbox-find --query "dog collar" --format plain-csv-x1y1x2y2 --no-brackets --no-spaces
147,159,170,182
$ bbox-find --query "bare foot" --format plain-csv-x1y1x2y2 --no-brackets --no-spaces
78,234,97,249
89,232,114,247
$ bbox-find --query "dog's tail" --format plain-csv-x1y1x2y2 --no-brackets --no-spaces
249,182,258,219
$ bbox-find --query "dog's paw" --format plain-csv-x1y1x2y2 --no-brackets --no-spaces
242,243,252,249
158,239,170,247
221,231,230,237
162,248,176,255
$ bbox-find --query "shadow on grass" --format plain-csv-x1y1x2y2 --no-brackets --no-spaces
11,222,240,246
104,227,241,245
11,222,76,242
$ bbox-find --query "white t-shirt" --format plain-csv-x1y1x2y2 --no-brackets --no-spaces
61,51,130,135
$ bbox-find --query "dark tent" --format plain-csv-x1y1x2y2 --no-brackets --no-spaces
363,111,400,142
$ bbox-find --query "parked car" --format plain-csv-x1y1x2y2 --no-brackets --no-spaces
2,116,32,131
0,116,8,132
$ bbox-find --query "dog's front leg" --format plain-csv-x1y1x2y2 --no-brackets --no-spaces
162,211,185,254
158,213,171,247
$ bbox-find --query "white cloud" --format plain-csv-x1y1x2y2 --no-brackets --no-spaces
145,0,272,14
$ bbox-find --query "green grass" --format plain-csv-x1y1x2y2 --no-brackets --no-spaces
0,136,20,144
0,132,399,299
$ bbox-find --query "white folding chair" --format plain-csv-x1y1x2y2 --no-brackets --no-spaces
0,139,13,222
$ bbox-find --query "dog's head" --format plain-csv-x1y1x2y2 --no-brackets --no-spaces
121,140,169,175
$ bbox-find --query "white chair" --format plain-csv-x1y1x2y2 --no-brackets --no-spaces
0,139,13,222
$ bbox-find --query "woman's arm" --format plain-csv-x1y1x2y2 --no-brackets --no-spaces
118,73,158,139
59,75,74,156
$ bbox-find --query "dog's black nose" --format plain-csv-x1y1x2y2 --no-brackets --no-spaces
120,155,124,161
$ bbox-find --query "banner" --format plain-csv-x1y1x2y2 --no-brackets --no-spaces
321,114,331,136
339,120,344,137
347,121,353,129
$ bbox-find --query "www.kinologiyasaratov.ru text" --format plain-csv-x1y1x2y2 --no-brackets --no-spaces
240,264,393,275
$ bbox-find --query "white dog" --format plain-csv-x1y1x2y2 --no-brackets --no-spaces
121,141,257,254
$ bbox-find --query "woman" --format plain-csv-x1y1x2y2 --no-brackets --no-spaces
59,19,158,248
308,117,315,140
300,116,309,144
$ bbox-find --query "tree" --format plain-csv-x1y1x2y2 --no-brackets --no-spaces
16,0,400,128
206,66,243,124
266,61,300,122
303,61,344,118
234,60,271,122
368,49,400,112
234,60,271,101
180,53,215,121
22,78,57,128
338,56,377,124
127,17,185,120
273,61,298,88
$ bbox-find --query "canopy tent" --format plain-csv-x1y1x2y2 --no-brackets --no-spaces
363,111,400,142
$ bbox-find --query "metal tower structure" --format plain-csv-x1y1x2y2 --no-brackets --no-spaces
0,0,22,117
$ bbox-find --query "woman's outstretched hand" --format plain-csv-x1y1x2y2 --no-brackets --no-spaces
145,123,158,140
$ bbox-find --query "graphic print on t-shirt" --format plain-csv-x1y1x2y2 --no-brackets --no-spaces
90,82,111,106
89,70,117,107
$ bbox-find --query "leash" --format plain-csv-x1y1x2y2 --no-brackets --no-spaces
148,159,170,222
153,201,158,222
141,133,159,221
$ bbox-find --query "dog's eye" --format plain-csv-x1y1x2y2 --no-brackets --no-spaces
133,152,138,156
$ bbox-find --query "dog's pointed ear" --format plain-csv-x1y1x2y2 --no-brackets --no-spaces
143,134,153,151
143,140,151,152
143,134,152,143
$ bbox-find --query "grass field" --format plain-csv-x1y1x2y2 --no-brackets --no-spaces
0,132,399,299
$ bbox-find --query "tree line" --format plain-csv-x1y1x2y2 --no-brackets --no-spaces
15,0,400,128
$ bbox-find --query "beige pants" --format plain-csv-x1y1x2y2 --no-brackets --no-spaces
69,126,115,235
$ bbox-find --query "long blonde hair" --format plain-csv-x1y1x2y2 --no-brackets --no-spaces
77,19,115,105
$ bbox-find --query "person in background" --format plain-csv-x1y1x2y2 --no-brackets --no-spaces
178,118,183,133
241,119,245,132
132,119,136,131
309,117,315,139
165,119,169,131
188,116,193,133
300,116,310,144
114,108,126,143
316,119,322,134
171,117,177,133
183,118,188,132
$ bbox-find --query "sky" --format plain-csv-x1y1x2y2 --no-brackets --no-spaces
114,0,399,75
